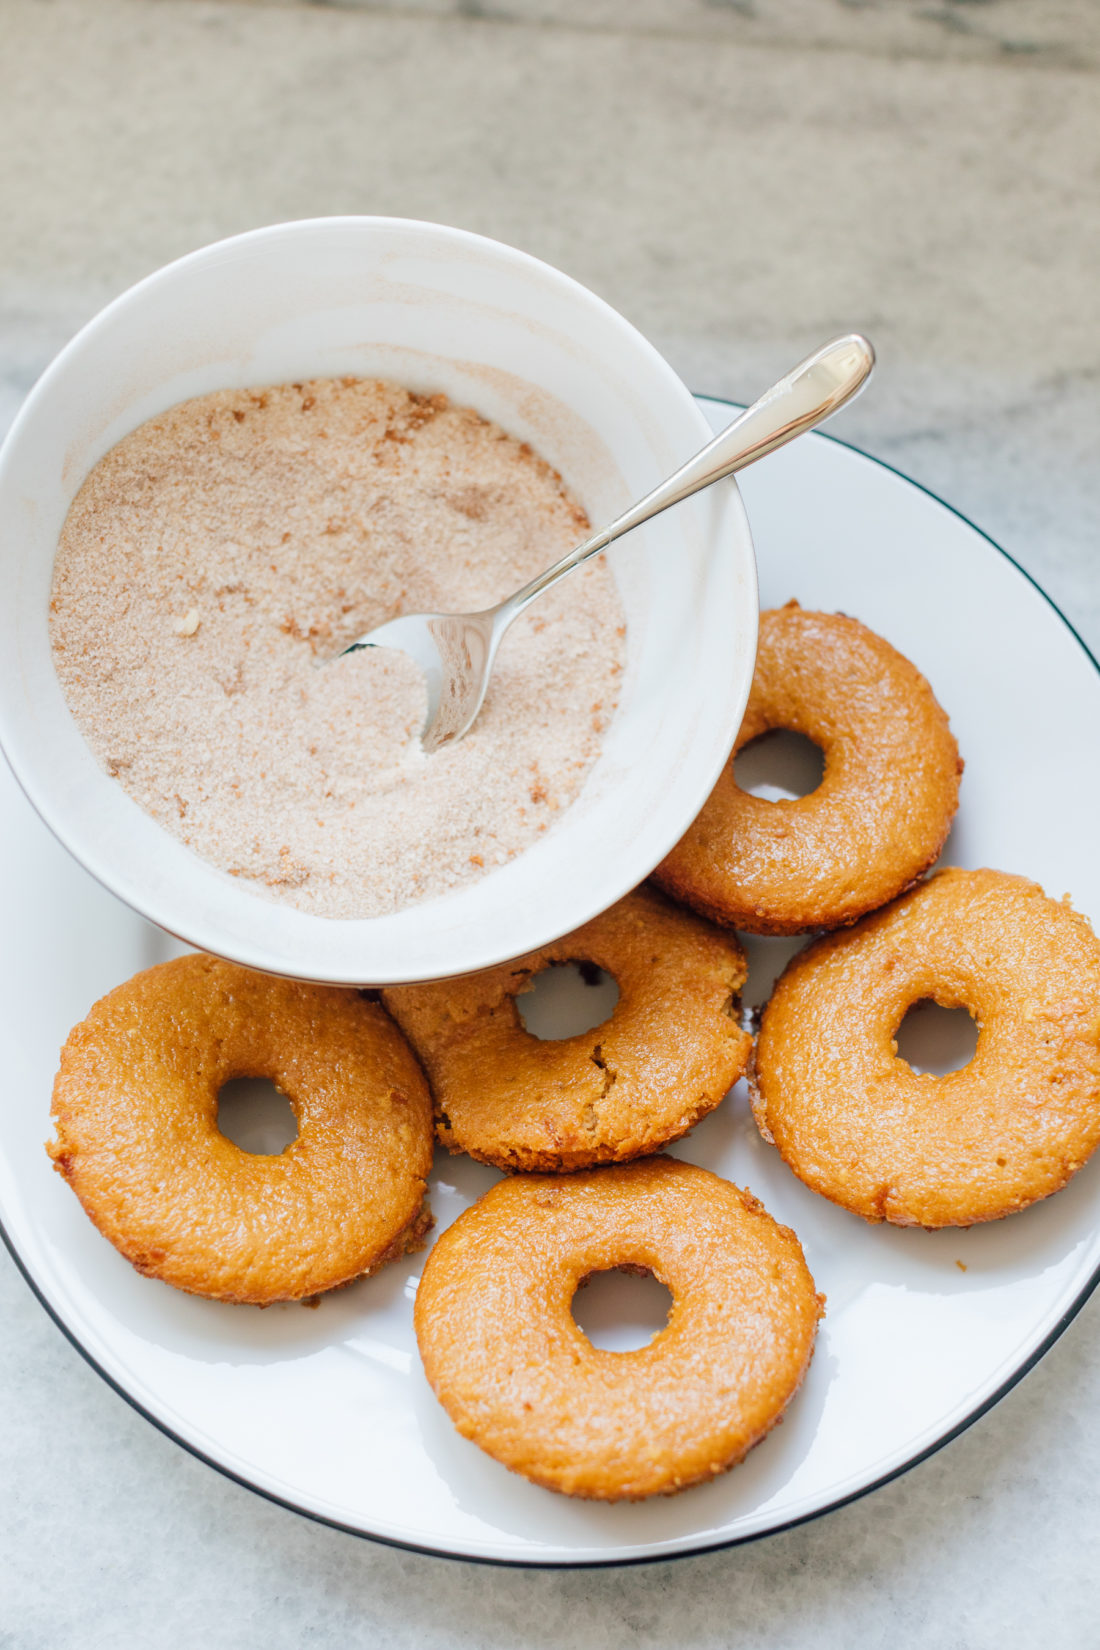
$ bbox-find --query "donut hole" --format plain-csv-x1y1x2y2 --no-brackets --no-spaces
895,999,980,1076
217,1076,299,1155
734,729,825,801
571,1266,673,1352
518,961,620,1041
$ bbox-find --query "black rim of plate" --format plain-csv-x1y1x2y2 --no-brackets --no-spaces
4,398,1100,1569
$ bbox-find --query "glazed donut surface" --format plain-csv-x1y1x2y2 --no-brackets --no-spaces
414,1156,823,1500
655,604,962,934
751,867,1100,1228
48,954,434,1303
383,887,751,1172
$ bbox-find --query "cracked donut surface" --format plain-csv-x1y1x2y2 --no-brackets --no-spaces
382,887,751,1172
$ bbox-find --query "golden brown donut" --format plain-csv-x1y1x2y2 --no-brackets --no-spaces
383,887,751,1172
48,954,434,1303
751,868,1100,1228
414,1157,823,1500
654,604,963,934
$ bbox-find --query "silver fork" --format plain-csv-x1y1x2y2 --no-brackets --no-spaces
338,334,874,752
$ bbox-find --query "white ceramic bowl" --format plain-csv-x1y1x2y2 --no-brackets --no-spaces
0,218,757,984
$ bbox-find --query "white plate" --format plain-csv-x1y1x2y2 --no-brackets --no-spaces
3,398,1099,1566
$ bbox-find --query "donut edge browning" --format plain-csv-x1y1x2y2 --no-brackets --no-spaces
749,867,1100,1228
47,954,435,1305
383,887,753,1173
414,1158,825,1500
653,604,964,935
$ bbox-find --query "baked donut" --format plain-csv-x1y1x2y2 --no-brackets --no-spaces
415,1156,823,1500
751,868,1100,1228
48,954,434,1303
383,887,751,1172
654,604,962,934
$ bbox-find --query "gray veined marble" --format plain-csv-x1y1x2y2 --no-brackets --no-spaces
1,1,1098,1644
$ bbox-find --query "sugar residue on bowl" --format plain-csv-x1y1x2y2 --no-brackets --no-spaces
49,378,625,919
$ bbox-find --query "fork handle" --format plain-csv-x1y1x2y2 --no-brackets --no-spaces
500,333,874,621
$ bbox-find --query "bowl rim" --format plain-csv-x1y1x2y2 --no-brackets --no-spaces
0,216,758,983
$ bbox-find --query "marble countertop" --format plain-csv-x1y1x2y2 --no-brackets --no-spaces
1,2,1098,1643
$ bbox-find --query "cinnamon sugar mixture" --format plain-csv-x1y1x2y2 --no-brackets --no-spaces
50,378,625,918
